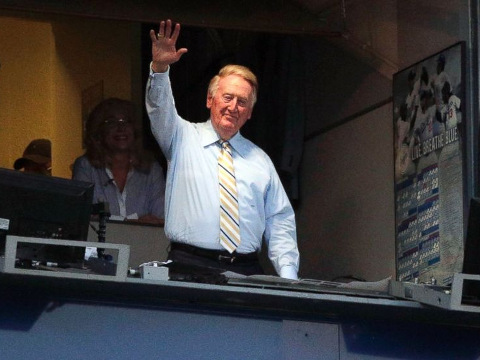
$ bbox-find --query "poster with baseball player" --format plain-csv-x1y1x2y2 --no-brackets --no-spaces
393,42,466,286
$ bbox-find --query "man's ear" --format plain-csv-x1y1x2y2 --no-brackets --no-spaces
247,107,253,120
206,95,212,109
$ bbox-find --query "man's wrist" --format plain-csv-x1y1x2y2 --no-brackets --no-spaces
151,61,168,73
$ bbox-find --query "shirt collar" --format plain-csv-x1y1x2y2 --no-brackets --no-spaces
227,132,247,158
199,120,220,147
199,120,247,158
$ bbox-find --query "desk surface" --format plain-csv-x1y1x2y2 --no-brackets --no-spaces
1,271,479,328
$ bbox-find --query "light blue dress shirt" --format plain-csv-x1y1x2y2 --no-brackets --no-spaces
146,68,299,278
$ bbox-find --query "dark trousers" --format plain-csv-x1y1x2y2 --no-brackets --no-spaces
167,242,264,283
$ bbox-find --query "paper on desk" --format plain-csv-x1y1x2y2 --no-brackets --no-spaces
223,272,298,284
225,273,391,292
222,271,247,279
139,260,172,268
109,213,139,221
337,276,392,292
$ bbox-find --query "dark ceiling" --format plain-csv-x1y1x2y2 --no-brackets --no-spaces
0,0,346,35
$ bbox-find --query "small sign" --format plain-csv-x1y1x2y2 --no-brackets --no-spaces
0,218,10,231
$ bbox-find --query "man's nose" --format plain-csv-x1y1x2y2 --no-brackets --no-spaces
227,98,238,111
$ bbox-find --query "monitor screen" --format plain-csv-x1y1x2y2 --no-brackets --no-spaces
0,167,94,265
463,197,480,275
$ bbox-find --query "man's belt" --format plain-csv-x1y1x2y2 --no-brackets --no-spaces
170,242,258,264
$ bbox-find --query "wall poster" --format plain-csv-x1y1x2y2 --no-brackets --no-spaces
393,42,466,286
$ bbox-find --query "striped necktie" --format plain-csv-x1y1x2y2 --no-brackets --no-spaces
218,140,240,253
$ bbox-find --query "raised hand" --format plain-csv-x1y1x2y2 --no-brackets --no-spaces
149,19,188,73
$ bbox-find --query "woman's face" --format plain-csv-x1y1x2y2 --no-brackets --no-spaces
102,114,135,153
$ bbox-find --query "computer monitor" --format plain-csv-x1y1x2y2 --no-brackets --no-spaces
463,197,480,275
0,167,94,265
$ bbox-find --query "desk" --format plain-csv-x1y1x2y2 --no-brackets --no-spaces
0,272,479,360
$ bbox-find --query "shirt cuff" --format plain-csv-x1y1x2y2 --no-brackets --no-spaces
279,265,298,280
149,62,169,76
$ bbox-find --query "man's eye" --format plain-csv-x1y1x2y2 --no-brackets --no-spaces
223,95,233,102
238,99,247,107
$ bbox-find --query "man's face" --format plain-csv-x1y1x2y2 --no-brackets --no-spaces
207,74,254,140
